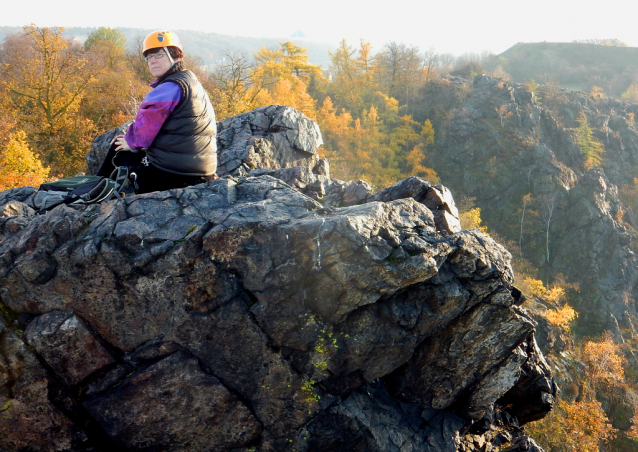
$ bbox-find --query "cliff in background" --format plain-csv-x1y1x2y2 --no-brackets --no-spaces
0,106,554,452
424,75,638,336
414,75,638,440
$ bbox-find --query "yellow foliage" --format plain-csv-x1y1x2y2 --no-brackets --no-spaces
405,144,439,183
459,207,488,233
528,399,616,452
522,277,567,303
523,277,547,297
590,85,605,99
576,111,604,170
583,333,625,387
255,78,317,120
0,25,99,174
543,304,577,330
622,85,638,103
0,130,50,191
420,119,435,146
254,42,322,85
545,286,566,303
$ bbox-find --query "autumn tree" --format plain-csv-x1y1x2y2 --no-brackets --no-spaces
327,39,374,116
0,25,99,174
423,47,438,83
590,85,605,99
405,119,438,181
497,103,512,126
583,332,625,390
575,111,605,169
459,207,488,233
208,51,261,120
316,96,354,173
250,42,322,119
527,333,627,451
621,84,638,103
376,42,425,114
528,399,616,452
125,35,151,81
253,42,322,87
0,130,50,191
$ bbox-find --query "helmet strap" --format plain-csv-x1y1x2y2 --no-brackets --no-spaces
163,46,175,67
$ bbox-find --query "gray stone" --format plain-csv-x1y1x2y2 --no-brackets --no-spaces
1,201,35,218
24,310,116,386
506,435,546,452
216,105,323,177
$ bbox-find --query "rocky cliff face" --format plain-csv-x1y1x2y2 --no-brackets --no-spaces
0,105,554,451
426,75,638,337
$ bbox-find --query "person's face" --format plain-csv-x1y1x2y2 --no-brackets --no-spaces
145,48,172,78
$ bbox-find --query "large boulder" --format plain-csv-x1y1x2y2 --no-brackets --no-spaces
0,106,553,451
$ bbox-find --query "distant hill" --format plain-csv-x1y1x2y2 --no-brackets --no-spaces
497,42,638,93
0,26,335,69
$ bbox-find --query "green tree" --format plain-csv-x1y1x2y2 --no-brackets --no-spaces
84,27,127,69
84,27,126,51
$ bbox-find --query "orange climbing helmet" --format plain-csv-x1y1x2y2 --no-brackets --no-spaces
142,30,183,56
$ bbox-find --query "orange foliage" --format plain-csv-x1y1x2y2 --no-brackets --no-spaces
255,78,317,120
583,333,625,387
528,399,616,452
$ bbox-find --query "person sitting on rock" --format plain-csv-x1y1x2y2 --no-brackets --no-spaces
97,30,217,194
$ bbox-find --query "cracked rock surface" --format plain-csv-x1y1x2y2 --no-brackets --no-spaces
0,106,553,451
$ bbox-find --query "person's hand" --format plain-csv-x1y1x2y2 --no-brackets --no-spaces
113,134,131,152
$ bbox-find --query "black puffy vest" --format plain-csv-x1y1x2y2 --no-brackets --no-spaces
147,70,217,176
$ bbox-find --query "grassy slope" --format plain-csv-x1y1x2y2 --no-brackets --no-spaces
498,42,638,92
500,41,638,70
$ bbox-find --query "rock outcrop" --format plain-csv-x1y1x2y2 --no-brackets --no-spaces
0,106,554,451
425,75,638,337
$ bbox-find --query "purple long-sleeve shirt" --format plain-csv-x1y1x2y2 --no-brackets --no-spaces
125,81,182,150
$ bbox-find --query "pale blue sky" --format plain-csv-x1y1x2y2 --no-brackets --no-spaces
4,0,638,55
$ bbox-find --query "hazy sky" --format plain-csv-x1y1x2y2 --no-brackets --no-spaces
4,0,638,55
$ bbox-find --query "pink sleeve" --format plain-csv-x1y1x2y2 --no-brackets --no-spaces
125,82,182,149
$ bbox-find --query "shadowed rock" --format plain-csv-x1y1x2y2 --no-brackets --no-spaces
84,351,262,451
0,318,86,452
